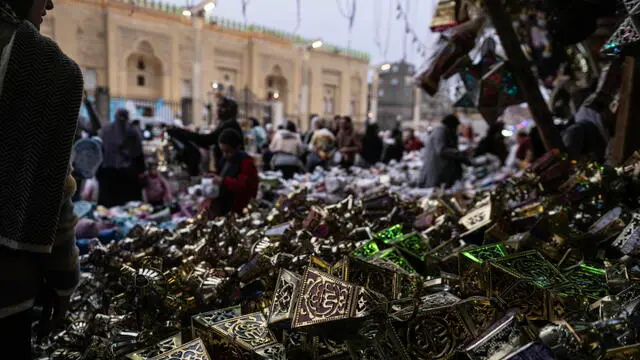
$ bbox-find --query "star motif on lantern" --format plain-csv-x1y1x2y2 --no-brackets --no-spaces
602,0,640,56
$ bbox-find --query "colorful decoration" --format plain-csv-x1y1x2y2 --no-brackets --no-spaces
430,0,459,32
602,0,640,56
477,61,525,124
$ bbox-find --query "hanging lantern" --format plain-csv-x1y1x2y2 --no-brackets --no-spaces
602,0,640,56
477,62,525,124
430,0,459,32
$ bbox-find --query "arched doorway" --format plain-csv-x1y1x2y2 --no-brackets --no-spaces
265,65,288,112
126,40,164,100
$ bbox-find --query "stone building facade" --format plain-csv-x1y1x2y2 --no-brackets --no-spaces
43,0,370,129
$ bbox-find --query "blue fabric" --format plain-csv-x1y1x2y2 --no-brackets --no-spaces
73,201,95,219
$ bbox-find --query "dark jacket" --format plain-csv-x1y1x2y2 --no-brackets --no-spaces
168,119,244,173
0,19,83,317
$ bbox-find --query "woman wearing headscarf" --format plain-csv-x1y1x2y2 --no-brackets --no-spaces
0,0,84,354
98,108,146,207
359,122,383,168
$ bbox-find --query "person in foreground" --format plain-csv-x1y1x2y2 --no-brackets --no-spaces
0,0,84,356
418,114,471,189
203,129,259,218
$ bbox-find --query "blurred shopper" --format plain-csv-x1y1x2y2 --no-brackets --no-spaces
98,109,146,207
563,59,621,163
0,0,84,354
475,121,508,165
250,117,267,151
359,122,383,168
404,128,424,153
330,115,341,136
418,114,471,188
336,116,360,168
167,95,243,173
505,130,533,170
269,121,305,178
203,129,259,218
142,162,173,207
382,128,404,164
306,118,336,172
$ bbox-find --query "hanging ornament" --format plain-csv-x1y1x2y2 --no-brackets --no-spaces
430,0,458,32
476,62,525,124
602,0,640,56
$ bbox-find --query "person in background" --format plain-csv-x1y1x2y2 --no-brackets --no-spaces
167,95,243,173
382,127,404,163
250,117,267,152
306,118,336,172
418,114,472,188
143,162,173,208
562,59,621,163
305,116,322,145
303,114,320,144
269,121,305,178
98,109,146,207
359,122,383,168
475,121,508,164
515,130,532,163
131,119,141,133
529,126,547,161
0,0,83,354
205,129,259,217
505,130,532,170
404,128,424,153
262,123,275,171
331,114,342,136
336,116,361,168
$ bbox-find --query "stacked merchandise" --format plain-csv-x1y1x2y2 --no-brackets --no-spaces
39,151,640,360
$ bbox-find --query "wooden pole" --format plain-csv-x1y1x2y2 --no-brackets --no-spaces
611,57,640,165
483,0,565,152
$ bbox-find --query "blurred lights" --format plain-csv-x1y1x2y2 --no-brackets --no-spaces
380,63,392,71
501,129,513,137
203,1,216,12
311,40,324,49
182,9,192,17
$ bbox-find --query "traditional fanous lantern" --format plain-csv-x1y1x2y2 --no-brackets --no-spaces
602,0,640,56
430,0,459,32
476,61,525,124
452,38,507,114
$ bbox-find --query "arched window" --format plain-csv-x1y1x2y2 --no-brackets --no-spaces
137,59,146,71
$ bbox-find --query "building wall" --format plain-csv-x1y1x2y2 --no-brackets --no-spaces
42,0,369,130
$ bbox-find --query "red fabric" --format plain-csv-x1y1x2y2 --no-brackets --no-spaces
404,137,424,152
222,156,259,214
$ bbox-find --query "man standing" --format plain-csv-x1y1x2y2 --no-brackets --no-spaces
167,95,243,173
418,114,471,188
0,0,84,355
